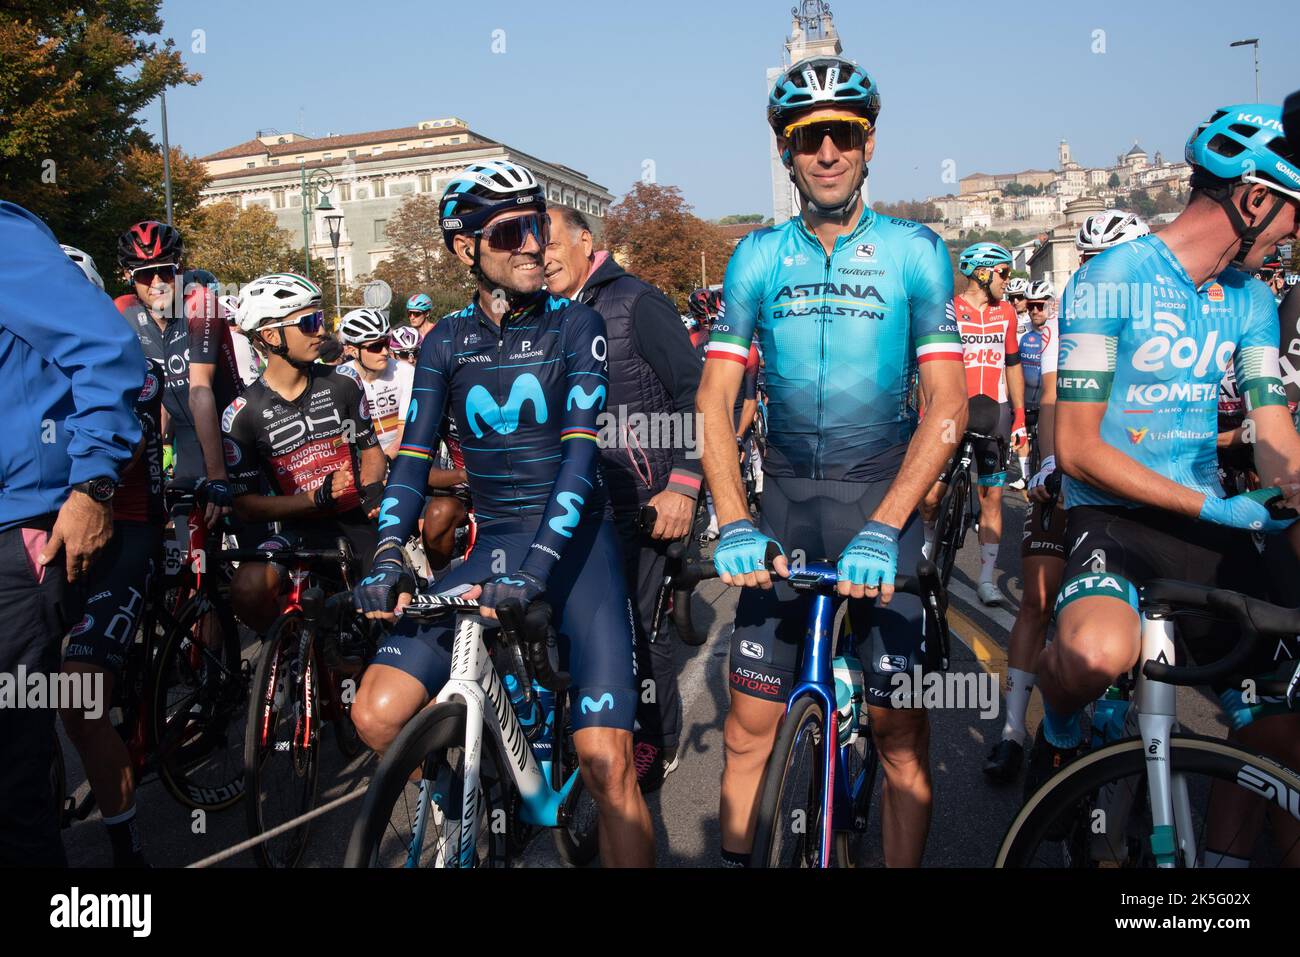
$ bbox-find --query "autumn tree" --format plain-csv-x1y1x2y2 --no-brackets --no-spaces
181,202,299,286
0,2,200,284
369,194,476,318
603,182,735,309
872,199,942,222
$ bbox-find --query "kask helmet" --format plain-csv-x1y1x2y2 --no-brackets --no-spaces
768,55,881,136
406,293,433,313
339,308,391,345
439,160,546,252
1186,104,1300,201
235,273,322,332
1076,209,1150,253
61,244,104,290
958,242,1013,277
687,288,713,318
1004,278,1029,296
118,220,183,269
1026,280,1055,301
389,325,421,351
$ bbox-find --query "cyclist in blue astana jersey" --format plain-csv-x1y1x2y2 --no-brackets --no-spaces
1029,105,1300,826
698,55,967,868
351,159,653,867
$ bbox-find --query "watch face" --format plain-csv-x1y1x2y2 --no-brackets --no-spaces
80,478,115,502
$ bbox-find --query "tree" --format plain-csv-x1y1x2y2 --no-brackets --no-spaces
0,2,200,284
603,182,735,308
1108,172,1121,188
367,193,476,318
717,213,766,225
181,202,299,287
872,199,942,223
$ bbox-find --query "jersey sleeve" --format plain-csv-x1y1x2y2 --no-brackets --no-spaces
336,372,379,451
1003,306,1021,366
1057,263,1122,404
1040,317,1060,377
903,227,962,365
518,305,609,584
374,331,451,556
709,232,766,366
1237,281,1288,414
220,397,261,497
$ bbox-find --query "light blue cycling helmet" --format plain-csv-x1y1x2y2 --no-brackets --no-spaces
406,293,433,313
1186,104,1300,265
958,242,1013,277
768,55,880,136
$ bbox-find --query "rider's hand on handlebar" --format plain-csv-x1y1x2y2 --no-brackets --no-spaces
478,572,545,620
1028,455,1057,503
202,478,234,529
1200,485,1300,534
837,521,900,603
713,520,788,589
355,558,415,621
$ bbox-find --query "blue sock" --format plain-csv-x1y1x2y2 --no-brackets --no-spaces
1042,706,1082,749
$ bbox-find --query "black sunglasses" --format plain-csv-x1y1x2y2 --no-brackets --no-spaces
362,341,388,353
788,120,869,155
261,310,325,335
130,263,179,284
993,266,1012,279
481,212,549,253
1028,301,1049,311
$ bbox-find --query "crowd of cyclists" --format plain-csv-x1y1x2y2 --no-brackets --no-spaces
4,50,1300,870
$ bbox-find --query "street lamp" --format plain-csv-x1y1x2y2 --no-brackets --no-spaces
325,212,345,319
299,163,335,280
1230,38,1260,101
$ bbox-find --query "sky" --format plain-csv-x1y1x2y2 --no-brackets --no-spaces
145,0,1299,219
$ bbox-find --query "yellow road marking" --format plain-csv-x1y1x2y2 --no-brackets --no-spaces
946,605,1043,728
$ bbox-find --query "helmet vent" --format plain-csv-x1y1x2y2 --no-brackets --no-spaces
1207,133,1246,158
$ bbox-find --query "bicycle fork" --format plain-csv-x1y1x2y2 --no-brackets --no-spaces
1136,613,1195,867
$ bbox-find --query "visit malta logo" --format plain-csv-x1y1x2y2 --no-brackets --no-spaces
1127,427,1150,445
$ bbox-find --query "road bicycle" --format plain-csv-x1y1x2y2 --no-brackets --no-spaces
997,579,1300,867
674,553,950,867
239,538,381,868
343,595,599,868
58,483,249,825
930,429,1004,586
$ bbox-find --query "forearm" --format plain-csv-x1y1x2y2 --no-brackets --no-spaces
873,390,967,528
1249,407,1300,488
426,467,468,489
518,438,599,582
233,492,319,523
1038,374,1056,459
737,399,757,437
1059,433,1204,517
699,392,748,525
359,444,387,487
1007,364,1025,414
189,387,227,481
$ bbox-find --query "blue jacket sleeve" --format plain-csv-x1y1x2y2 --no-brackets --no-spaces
518,305,609,583
0,202,143,483
374,328,450,558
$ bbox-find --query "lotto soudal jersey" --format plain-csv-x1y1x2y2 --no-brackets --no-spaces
338,358,414,456
114,357,166,524
952,296,1020,404
222,368,378,513
1058,234,1288,509
1019,317,1059,410
378,292,609,584
709,208,962,481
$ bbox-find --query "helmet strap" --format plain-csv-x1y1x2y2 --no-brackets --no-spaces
1202,178,1287,269
259,329,316,370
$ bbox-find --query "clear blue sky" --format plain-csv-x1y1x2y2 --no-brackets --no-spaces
146,0,1299,219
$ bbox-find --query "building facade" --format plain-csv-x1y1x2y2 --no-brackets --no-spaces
198,118,613,284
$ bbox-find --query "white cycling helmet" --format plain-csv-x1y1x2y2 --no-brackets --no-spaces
1287,273,1299,286
1026,279,1055,301
1004,277,1029,296
388,324,421,351
235,273,322,332
60,244,104,290
1076,209,1150,253
339,307,391,345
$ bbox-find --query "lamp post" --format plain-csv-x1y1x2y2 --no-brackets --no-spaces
325,213,345,319
299,163,335,280
1229,38,1260,101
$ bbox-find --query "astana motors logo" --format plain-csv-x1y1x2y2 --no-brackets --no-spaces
465,374,547,437
1131,312,1235,381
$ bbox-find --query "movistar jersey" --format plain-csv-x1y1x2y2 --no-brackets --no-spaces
1058,234,1287,509
709,208,962,481
377,292,609,584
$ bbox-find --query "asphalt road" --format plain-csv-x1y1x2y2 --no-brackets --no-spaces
59,489,1231,868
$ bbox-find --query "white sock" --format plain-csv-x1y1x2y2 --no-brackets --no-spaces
1001,668,1036,745
1018,456,1030,480
980,543,998,584
922,521,936,558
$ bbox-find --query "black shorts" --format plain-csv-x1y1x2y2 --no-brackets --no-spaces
937,397,1009,488
728,475,928,708
1021,500,1068,561
64,522,161,677
257,511,378,581
1056,506,1298,701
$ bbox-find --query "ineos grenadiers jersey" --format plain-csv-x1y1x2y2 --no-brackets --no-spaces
709,208,962,481
1057,234,1288,509
377,292,610,585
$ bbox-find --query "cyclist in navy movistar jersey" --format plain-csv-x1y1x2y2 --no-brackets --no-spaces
351,160,653,867
1030,105,1300,828
698,55,967,868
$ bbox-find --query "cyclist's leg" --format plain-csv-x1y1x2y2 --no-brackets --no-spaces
421,492,466,571
974,408,1010,590
229,532,293,634
60,522,158,865
552,517,652,867
720,474,810,861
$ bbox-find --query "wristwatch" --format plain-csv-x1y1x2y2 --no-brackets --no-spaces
72,477,116,503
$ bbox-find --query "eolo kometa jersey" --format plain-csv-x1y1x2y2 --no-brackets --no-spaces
707,208,962,481
1057,234,1287,509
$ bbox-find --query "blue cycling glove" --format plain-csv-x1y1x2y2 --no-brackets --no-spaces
479,571,546,611
713,520,783,579
355,559,415,616
838,521,900,589
1199,488,1298,534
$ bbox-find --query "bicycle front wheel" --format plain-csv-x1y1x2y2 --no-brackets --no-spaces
344,702,512,868
752,695,829,868
931,467,971,586
997,735,1300,867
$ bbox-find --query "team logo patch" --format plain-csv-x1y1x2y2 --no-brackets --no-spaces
69,615,94,638
1127,427,1149,445
139,373,160,403
877,654,909,673
220,396,246,431
222,437,241,467
1207,283,1224,303
739,640,765,660
854,243,876,260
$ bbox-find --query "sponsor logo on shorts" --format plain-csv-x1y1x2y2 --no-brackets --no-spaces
731,667,782,697
69,615,94,638
739,640,765,660
877,654,909,673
